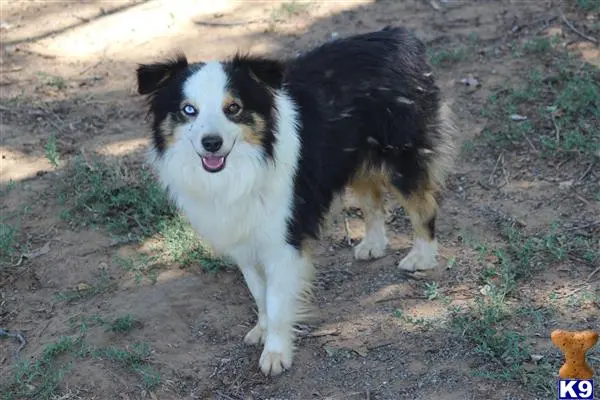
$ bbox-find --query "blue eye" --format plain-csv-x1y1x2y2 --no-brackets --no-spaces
182,104,197,116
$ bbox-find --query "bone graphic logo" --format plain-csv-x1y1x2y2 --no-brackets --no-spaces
552,329,598,400
552,329,598,379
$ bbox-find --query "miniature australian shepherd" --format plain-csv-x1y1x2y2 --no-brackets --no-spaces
136,26,458,376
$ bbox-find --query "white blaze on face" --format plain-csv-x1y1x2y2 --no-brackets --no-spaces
179,61,237,154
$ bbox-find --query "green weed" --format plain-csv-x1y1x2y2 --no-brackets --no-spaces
44,134,60,168
576,0,600,12
107,315,136,333
482,52,599,158
2,336,82,400
0,223,17,260
95,343,160,389
36,73,67,90
428,47,465,66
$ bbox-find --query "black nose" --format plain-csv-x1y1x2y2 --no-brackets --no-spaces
201,135,223,153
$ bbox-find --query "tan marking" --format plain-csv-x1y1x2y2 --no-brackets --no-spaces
240,112,266,146
221,91,241,111
158,115,176,148
391,187,438,241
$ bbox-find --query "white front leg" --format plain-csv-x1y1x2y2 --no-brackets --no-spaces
259,244,313,376
230,249,267,345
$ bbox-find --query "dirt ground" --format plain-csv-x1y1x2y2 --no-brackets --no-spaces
1,1,599,399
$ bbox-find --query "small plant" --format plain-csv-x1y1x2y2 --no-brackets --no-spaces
424,282,440,300
0,223,17,260
44,134,60,168
36,73,67,90
428,47,465,66
95,343,161,389
107,315,136,333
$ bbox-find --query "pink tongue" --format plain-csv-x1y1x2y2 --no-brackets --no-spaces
202,155,225,169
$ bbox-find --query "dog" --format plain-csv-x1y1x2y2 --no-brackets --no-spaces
136,26,458,376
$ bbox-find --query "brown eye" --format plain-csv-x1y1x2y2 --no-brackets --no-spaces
224,102,242,116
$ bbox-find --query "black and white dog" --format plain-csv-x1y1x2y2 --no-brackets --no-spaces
136,26,458,376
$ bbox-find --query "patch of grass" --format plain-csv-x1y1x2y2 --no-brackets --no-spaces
107,315,136,333
60,155,176,237
44,134,60,168
116,253,160,284
59,155,229,273
36,73,67,90
482,52,599,158
94,343,160,389
0,223,17,260
1,337,160,399
55,269,115,304
157,214,232,272
392,308,435,329
448,221,598,396
428,47,465,66
522,37,556,54
272,1,309,20
2,336,82,400
68,313,139,335
576,0,600,12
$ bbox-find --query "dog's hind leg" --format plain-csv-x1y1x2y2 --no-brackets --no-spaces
349,175,389,260
393,188,439,271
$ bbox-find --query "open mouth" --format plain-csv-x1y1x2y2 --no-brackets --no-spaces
200,154,227,173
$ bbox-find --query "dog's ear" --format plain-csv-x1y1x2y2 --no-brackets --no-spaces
234,55,285,88
136,53,189,95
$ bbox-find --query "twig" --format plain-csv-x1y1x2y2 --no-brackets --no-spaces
587,266,600,282
579,162,594,181
522,130,537,153
0,328,27,359
78,60,103,76
560,10,598,44
375,295,426,304
488,152,504,185
552,112,560,144
560,220,600,233
0,66,24,73
343,215,353,246
193,18,263,27
309,327,340,338
367,341,394,351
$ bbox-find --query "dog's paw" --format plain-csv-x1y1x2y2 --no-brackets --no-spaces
398,239,438,271
353,237,388,260
259,348,292,376
244,324,266,346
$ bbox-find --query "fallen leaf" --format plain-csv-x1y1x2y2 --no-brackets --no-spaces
510,114,528,121
323,345,338,357
531,354,544,362
353,345,369,357
484,254,499,264
460,75,481,87
480,284,494,296
74,282,92,292
559,180,574,189
310,327,340,337
23,241,50,259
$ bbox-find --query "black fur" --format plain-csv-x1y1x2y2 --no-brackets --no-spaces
222,56,284,159
136,27,448,250
136,55,201,154
282,26,442,248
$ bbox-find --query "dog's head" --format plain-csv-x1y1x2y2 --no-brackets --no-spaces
137,53,285,176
